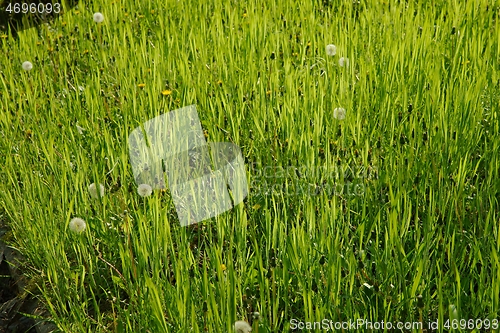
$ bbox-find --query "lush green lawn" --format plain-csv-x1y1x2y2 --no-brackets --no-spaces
0,0,499,332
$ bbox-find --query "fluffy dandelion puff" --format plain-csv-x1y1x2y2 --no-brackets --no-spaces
88,183,104,199
22,61,33,71
333,107,346,120
69,217,86,233
93,12,104,23
325,44,337,56
339,57,349,67
137,183,153,197
234,321,252,333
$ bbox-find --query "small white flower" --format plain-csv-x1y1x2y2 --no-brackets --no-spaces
333,107,346,120
76,124,85,135
88,183,105,199
325,44,337,56
22,61,33,71
93,12,105,23
234,320,252,333
339,57,349,67
69,217,86,233
137,183,153,197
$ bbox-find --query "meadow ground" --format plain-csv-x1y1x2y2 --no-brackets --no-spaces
0,0,499,332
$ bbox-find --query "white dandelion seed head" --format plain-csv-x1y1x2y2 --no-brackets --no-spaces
137,183,153,197
234,320,252,333
325,44,337,56
88,183,105,199
333,107,346,120
22,61,33,71
93,12,105,23
69,217,86,233
339,57,349,67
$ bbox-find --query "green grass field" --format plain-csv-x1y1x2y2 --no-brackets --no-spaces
0,0,499,332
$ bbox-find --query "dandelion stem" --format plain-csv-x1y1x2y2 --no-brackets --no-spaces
93,244,127,285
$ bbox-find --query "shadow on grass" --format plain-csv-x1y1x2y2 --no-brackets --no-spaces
0,217,56,333
0,0,80,38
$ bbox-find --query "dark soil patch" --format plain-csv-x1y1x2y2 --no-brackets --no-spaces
0,248,37,333
0,220,55,333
